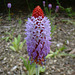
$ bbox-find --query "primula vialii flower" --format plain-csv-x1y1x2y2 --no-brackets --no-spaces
55,5,59,13
48,4,52,9
43,1,45,7
25,6,51,66
7,3,11,8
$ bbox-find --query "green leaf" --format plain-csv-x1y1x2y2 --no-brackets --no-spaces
10,46,15,51
39,66,46,72
11,28,15,35
17,35,21,45
6,37,9,42
51,25,56,37
19,40,26,50
1,37,6,40
14,37,18,45
18,19,22,24
27,58,31,70
59,53,75,58
57,46,66,53
5,32,10,35
20,57,28,70
21,56,45,75
44,7,49,15
12,41,18,51
50,50,54,53
46,54,53,58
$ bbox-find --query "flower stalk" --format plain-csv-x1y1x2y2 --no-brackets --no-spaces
8,8,11,21
36,65,39,75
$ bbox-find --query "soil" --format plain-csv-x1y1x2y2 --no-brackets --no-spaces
0,12,75,75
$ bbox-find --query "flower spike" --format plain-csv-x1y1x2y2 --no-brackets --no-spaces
25,6,51,66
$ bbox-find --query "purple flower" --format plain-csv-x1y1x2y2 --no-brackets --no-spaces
48,4,52,9
7,3,11,8
25,6,51,66
43,1,45,7
55,5,59,12
56,5,59,10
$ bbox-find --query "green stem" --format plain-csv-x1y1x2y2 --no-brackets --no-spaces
28,65,30,75
44,7,45,14
46,0,48,6
26,0,31,12
49,9,52,29
4,0,8,12
36,65,39,75
56,0,64,10
8,8,11,21
28,71,31,75
28,69,33,75
49,9,51,20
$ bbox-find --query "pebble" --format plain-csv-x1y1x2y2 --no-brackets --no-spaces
60,68,64,71
4,57,7,60
10,64,13,67
4,67,7,70
7,71,11,74
57,69,60,72
2,61,7,64
0,57,3,61
46,66,49,69
18,62,22,66
67,70,71,74
5,49,8,51
71,43,75,46
0,69,3,73
66,40,69,45
10,59,13,62
45,72,49,74
61,72,65,74
7,43,10,45
11,55,14,58
0,47,1,49
54,60,57,63
51,66,55,69
23,67,27,71
2,36,4,38
56,43,63,47
68,32,70,35
51,70,54,72
69,48,75,54
52,41,57,44
11,66,18,71
49,61,53,65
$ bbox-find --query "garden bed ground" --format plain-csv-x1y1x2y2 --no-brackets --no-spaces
0,13,75,75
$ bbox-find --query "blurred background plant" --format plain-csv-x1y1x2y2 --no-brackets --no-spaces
56,0,74,17
46,46,75,58
0,0,75,17
7,3,11,21
55,5,59,16
42,1,58,38
18,18,22,28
